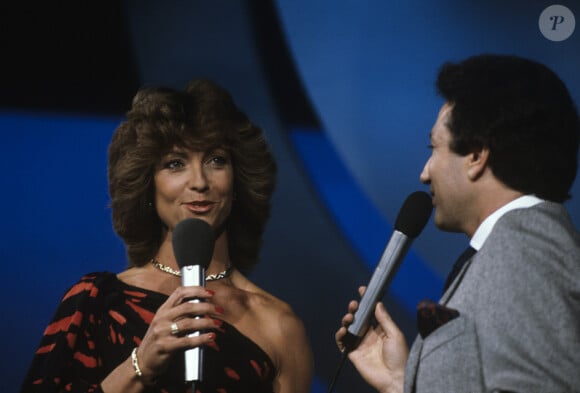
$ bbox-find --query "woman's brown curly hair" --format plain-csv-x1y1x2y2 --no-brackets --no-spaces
107,79,277,272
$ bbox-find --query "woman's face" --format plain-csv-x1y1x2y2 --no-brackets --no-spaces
154,146,234,235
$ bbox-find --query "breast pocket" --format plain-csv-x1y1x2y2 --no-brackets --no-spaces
420,316,466,360
415,316,485,392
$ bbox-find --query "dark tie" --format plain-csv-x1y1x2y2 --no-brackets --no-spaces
443,246,476,292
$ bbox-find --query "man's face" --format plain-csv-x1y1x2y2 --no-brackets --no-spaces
420,103,472,233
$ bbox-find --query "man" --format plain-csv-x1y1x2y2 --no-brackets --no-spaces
335,54,580,392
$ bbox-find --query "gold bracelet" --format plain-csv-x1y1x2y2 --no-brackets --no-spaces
131,347,143,377
131,347,157,386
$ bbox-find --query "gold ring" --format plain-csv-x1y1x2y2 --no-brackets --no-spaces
170,322,179,336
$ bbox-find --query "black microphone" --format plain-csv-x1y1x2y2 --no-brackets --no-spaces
173,218,215,383
343,191,432,351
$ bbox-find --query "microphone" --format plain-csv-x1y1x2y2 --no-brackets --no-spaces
172,218,215,383
343,191,433,351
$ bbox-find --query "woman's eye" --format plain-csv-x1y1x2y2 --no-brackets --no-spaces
207,155,228,167
164,159,184,170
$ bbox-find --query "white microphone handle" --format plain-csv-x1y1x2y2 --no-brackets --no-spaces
181,265,205,382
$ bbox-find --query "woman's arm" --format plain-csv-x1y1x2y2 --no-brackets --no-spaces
21,277,220,393
100,285,220,392
272,310,314,393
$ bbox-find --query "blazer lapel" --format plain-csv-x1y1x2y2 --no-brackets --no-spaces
441,254,477,305
404,336,423,393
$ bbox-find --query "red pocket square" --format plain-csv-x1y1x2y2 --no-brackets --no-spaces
417,300,460,339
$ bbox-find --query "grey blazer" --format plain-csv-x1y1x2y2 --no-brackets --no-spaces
404,202,580,393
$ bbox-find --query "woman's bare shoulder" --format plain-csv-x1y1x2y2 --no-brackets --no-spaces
236,274,308,345
230,271,314,389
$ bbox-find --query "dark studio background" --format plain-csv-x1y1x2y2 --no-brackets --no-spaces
1,2,579,392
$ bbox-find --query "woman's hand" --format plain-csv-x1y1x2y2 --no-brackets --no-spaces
335,286,408,393
135,286,222,384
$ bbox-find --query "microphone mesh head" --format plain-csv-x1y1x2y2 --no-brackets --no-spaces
172,218,215,269
394,191,433,238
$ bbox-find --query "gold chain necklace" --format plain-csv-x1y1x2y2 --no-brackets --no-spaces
150,258,233,281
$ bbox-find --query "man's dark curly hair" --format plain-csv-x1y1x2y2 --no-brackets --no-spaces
108,79,277,272
437,54,579,202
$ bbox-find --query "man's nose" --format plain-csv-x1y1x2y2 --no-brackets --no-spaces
419,160,430,184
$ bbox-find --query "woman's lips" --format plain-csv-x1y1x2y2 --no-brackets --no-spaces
184,202,214,214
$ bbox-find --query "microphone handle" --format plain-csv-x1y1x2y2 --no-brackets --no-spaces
181,265,206,382
344,231,411,351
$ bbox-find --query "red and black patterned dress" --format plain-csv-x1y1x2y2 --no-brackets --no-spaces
20,272,276,393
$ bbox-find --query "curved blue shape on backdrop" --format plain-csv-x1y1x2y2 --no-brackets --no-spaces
289,128,442,311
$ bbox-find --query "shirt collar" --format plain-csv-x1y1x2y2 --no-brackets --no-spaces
470,195,544,251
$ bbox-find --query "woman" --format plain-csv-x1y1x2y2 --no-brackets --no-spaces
20,79,313,392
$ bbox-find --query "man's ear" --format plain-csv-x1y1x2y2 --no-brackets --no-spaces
466,147,490,180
